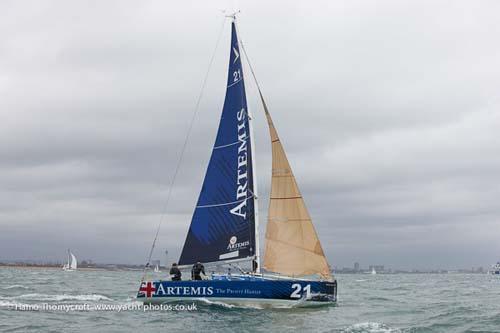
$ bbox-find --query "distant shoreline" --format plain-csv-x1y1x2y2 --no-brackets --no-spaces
0,264,105,271
0,264,143,271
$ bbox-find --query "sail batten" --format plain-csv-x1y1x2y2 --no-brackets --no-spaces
260,96,332,281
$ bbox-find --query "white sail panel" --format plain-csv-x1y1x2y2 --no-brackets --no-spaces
70,253,77,270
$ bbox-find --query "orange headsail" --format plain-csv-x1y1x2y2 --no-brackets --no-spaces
260,94,332,281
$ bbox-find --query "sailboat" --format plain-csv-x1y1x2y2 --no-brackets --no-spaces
154,264,161,273
137,14,337,306
490,262,500,275
62,249,77,271
371,267,377,275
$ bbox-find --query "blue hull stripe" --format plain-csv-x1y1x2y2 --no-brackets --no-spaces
138,280,337,302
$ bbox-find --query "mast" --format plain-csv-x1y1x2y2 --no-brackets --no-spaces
233,15,260,272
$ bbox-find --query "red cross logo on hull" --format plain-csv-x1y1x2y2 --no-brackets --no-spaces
139,282,156,297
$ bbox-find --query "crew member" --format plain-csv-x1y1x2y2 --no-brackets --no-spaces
252,259,258,273
169,262,182,281
191,261,205,280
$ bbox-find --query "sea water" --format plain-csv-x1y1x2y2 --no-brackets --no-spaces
0,268,498,332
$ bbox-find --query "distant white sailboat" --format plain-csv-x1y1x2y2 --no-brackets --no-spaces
62,249,77,271
490,262,500,275
154,264,161,273
371,267,377,275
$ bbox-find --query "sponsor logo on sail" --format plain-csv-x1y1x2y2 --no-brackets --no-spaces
227,236,250,251
230,108,249,219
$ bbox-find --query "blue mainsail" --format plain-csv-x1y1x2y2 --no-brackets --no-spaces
179,22,255,266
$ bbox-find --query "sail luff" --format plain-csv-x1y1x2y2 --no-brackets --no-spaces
259,95,332,281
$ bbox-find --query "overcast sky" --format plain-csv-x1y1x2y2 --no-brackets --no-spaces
1,0,499,270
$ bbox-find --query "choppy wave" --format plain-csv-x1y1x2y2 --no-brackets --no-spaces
195,297,330,310
0,300,32,309
367,296,395,302
13,293,112,302
0,299,146,313
121,300,144,307
196,298,281,310
0,300,19,308
1,285,30,290
0,270,497,332
197,298,240,309
79,300,145,312
343,322,401,333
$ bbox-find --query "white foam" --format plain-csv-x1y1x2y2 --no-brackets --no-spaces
83,300,144,311
344,322,401,333
118,300,143,307
198,298,237,308
0,300,16,307
0,300,30,308
196,298,300,310
198,298,271,309
2,284,30,290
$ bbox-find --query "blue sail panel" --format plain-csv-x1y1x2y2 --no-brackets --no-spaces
179,22,255,266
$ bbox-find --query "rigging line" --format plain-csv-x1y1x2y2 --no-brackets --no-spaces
141,18,227,280
237,28,266,101
234,18,262,270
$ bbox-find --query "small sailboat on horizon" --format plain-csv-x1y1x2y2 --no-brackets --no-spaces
490,262,500,275
137,13,336,307
62,249,77,271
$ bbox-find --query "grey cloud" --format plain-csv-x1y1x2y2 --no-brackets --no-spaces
0,0,499,269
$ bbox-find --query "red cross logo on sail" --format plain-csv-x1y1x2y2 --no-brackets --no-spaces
139,282,156,297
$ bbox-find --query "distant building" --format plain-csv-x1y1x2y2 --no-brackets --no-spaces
369,265,385,272
80,259,94,267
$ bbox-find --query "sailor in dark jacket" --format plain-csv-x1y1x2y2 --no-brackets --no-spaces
191,261,205,280
169,263,182,281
